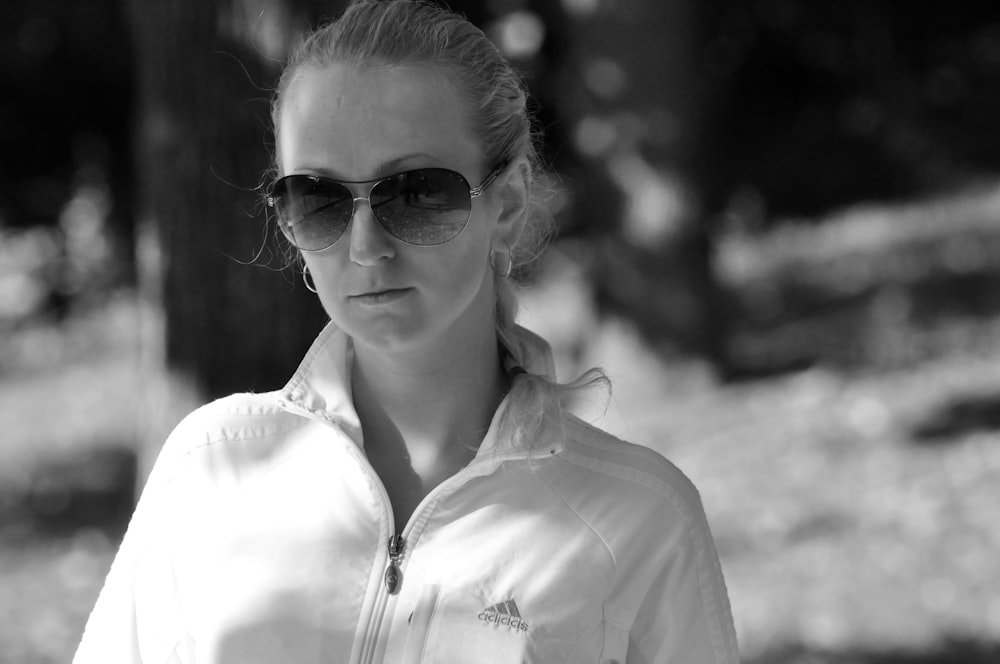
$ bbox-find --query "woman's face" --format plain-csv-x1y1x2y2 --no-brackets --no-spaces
278,63,508,355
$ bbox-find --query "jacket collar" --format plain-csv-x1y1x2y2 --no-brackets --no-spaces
279,321,363,445
279,321,557,458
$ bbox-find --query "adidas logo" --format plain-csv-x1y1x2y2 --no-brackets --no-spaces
477,599,529,632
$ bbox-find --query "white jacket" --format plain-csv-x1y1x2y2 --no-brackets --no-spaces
76,323,739,664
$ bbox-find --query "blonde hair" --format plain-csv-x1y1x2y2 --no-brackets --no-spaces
271,0,608,447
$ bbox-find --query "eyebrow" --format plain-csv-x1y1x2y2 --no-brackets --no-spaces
373,153,439,177
296,153,440,181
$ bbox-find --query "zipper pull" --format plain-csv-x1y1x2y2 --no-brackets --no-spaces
384,533,405,595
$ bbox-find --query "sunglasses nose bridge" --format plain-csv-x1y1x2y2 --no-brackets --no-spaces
340,180,378,232
349,193,376,225
349,178,383,207
346,198,395,265
348,179,393,236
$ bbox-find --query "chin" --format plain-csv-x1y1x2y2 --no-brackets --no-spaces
338,315,433,354
327,281,492,356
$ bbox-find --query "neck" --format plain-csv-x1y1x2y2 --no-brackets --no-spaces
350,319,508,472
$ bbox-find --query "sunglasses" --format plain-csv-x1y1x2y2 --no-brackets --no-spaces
267,162,507,251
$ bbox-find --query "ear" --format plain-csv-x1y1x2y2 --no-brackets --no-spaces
490,157,530,250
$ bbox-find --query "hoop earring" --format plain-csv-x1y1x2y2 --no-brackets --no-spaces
302,266,318,293
489,242,513,279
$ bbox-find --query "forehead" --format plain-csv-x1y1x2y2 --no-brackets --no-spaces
277,62,482,179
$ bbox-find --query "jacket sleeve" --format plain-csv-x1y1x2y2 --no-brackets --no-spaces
626,497,740,664
73,438,186,664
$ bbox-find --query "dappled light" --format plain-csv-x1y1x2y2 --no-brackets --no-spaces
560,0,601,18
0,227,59,320
910,392,1000,443
582,57,628,100
607,152,692,245
716,184,1000,374
519,184,1000,660
490,10,546,60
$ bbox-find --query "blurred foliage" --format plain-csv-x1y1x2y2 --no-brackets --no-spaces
0,0,133,326
3,0,1000,375
716,185,1000,375
706,0,1000,220
0,0,132,229
745,639,1000,664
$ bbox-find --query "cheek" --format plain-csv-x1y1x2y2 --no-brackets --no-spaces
300,255,344,310
441,223,493,283
422,243,489,301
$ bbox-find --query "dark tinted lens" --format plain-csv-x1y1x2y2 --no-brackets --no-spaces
272,176,354,250
370,169,472,245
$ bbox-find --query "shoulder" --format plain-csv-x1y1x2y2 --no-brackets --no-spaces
548,425,740,663
541,415,711,548
149,391,318,487
162,391,307,454
558,415,703,510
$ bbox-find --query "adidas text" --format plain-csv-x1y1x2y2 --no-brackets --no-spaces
478,610,529,632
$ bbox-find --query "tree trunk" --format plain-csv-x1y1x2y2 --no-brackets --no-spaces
127,0,335,481
555,0,733,374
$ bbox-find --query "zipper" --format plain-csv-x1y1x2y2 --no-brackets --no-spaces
355,463,396,664
278,395,530,663
384,533,405,595
276,398,398,663
355,494,394,663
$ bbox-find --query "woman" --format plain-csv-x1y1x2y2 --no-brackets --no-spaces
76,1,739,662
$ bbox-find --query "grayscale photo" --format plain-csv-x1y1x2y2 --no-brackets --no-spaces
1,1,998,663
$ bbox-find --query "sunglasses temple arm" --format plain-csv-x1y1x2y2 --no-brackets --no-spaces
470,160,509,197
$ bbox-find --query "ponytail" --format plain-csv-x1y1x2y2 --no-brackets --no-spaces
494,274,609,450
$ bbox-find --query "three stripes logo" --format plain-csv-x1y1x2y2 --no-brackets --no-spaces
477,599,529,632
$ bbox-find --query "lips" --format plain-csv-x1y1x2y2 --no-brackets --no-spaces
349,286,409,298
348,287,412,304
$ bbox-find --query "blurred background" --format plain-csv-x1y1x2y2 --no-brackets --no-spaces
2,0,1000,662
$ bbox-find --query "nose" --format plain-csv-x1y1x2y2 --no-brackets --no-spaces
348,198,395,266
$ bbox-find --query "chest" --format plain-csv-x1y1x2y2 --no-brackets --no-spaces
364,433,478,533
170,464,618,663
381,502,616,662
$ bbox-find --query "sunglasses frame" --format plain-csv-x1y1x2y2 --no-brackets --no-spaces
267,160,509,251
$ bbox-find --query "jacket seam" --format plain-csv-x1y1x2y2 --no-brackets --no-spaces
603,606,631,631
173,417,313,458
558,447,697,522
537,464,617,578
565,416,673,467
558,447,735,663
158,637,182,664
